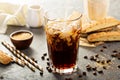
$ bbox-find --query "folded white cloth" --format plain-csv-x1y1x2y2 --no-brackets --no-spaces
0,2,27,33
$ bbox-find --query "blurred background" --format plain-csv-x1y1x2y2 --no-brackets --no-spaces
0,0,120,19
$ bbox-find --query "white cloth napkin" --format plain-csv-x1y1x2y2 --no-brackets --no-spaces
0,2,27,33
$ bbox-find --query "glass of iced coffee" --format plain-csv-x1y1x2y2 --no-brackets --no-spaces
45,9,82,74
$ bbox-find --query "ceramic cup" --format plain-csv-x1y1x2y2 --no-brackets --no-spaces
26,5,44,28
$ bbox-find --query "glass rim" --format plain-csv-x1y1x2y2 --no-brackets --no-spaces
44,8,82,22
46,14,82,22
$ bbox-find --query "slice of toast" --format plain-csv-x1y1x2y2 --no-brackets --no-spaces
87,31,120,42
82,17,120,33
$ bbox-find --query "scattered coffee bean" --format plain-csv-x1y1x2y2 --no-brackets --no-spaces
84,56,88,59
47,62,50,66
116,53,120,59
95,54,99,58
40,72,43,76
92,67,97,71
111,54,117,57
43,53,47,56
34,60,38,63
118,58,120,60
46,67,52,73
86,65,92,72
46,58,49,61
31,57,35,61
100,49,103,52
78,74,82,78
113,50,117,53
41,56,45,60
98,70,103,74
82,72,87,76
103,66,107,70
106,59,111,63
97,60,100,63
65,78,72,80
0,76,4,79
93,72,97,76
103,46,107,49
101,60,105,64
117,65,120,69
90,56,95,61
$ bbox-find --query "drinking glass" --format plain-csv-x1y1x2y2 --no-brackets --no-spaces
84,0,109,21
45,8,82,74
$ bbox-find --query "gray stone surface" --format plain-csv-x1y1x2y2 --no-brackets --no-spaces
0,0,120,80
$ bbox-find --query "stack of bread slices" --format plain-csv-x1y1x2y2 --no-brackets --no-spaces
80,16,120,47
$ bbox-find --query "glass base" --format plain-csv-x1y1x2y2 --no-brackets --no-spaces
52,65,78,75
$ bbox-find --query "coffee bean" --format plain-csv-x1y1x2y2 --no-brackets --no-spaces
46,67,52,73
97,60,100,63
31,57,35,61
118,65,120,69
116,53,120,59
113,50,117,53
101,60,105,64
43,53,47,56
0,76,4,79
84,56,88,59
98,70,103,74
86,65,92,72
103,46,107,49
82,72,87,76
78,74,82,78
41,56,45,60
100,49,104,52
93,72,97,76
65,78,72,80
47,62,50,66
118,58,120,60
92,67,97,71
103,66,107,70
90,56,95,61
34,60,38,63
95,54,99,58
40,72,43,76
106,59,111,63
111,54,117,57
46,58,49,61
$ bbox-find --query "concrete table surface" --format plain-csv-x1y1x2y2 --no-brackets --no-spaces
0,0,120,80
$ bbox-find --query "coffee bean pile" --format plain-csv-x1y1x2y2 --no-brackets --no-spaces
40,45,120,79
111,52,120,60
83,53,113,76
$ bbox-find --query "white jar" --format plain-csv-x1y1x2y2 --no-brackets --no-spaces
26,5,44,28
84,0,109,21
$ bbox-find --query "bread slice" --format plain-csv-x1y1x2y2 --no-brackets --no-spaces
0,50,12,64
87,31,120,42
82,17,120,33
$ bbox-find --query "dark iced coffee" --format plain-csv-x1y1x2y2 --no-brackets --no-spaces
45,16,81,74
